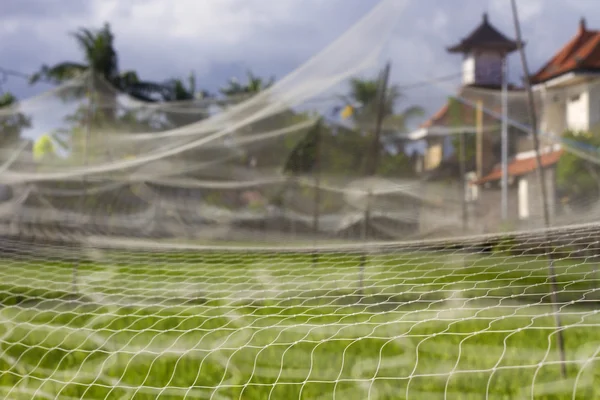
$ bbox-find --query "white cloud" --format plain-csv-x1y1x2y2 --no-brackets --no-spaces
0,0,597,115
489,0,544,23
81,0,369,82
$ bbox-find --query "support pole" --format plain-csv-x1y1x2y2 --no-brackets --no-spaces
459,130,467,232
510,0,566,378
501,56,509,221
449,97,467,232
476,101,483,179
74,69,93,294
358,61,391,292
358,189,372,296
312,120,322,266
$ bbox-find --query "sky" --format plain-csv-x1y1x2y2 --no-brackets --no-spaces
1,0,600,139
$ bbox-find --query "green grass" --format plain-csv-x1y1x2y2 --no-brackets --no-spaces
0,249,599,399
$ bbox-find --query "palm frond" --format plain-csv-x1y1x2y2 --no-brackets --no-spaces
70,28,96,54
29,62,88,85
401,105,425,120
0,93,17,107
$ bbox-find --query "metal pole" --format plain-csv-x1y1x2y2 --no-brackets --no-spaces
358,62,391,293
449,97,467,232
459,130,467,231
365,61,391,176
358,189,372,296
312,120,322,266
74,69,93,294
501,56,509,221
510,0,566,378
476,100,483,179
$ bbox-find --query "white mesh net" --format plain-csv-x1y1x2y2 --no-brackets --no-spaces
1,0,600,398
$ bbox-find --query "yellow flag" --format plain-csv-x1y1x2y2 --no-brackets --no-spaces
33,134,55,161
341,104,354,119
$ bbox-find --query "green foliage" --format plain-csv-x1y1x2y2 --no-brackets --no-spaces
556,129,600,206
284,119,322,174
220,70,275,98
340,73,424,176
376,151,415,178
447,97,476,170
340,75,424,133
451,133,476,164
29,22,186,104
0,93,31,147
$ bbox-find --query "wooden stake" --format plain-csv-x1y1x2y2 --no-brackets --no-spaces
476,100,483,178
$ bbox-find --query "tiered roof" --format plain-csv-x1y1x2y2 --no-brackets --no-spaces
447,13,518,54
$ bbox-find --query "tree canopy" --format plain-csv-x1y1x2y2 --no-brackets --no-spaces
2,22,426,182
336,73,424,176
0,93,31,148
556,129,600,208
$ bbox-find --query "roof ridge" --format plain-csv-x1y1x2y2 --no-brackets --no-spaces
531,26,600,83
447,14,517,53
577,32,600,65
554,30,589,65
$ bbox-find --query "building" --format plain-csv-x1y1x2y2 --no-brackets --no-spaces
410,13,533,179
474,146,563,230
468,18,600,231
411,13,536,236
531,18,600,136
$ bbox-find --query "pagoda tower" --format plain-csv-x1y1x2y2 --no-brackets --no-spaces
447,13,518,88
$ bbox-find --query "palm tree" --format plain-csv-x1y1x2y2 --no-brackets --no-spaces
219,70,275,104
28,23,174,159
341,77,423,134
159,71,214,127
337,75,424,175
161,72,210,102
29,22,163,102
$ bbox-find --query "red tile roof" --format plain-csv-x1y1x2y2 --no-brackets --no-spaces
474,149,564,185
531,18,600,84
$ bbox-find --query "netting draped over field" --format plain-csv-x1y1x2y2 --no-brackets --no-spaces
1,0,600,398
6,76,600,245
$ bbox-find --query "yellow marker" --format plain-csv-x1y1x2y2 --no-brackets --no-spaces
341,104,354,119
33,134,55,161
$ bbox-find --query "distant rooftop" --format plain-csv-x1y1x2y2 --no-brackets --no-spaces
531,18,600,84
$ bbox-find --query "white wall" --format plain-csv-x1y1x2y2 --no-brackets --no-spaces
587,79,600,129
566,86,589,131
538,78,600,135
540,92,566,137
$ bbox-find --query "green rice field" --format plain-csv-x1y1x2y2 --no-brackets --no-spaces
0,247,599,399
